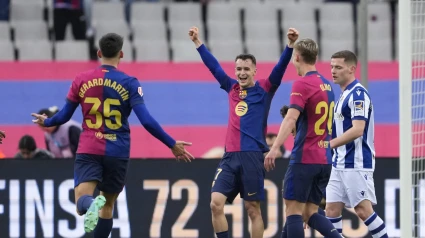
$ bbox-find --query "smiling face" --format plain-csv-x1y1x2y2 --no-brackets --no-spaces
235,54,257,88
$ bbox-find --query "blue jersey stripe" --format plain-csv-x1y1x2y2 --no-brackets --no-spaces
342,94,355,168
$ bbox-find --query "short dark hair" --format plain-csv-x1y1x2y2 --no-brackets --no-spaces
19,135,37,152
280,105,289,118
294,38,318,65
331,50,358,66
235,54,257,65
99,33,124,58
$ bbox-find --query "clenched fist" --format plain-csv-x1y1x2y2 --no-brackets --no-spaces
287,28,299,48
189,26,203,48
188,26,199,41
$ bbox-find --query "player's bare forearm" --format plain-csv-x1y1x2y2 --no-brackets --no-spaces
193,39,203,48
330,120,365,149
271,108,299,151
268,46,294,86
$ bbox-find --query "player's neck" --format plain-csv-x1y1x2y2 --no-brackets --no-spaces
100,59,119,68
300,65,317,77
340,77,356,91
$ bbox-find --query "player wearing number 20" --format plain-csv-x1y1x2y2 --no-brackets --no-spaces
31,33,193,238
326,51,388,238
265,39,341,238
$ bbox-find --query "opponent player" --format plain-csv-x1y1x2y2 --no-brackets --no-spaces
326,50,388,238
31,33,194,237
0,130,5,144
189,26,298,238
265,38,341,238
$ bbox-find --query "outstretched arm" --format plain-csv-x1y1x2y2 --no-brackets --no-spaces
133,103,176,148
32,100,79,127
128,79,193,161
268,28,299,88
189,26,237,92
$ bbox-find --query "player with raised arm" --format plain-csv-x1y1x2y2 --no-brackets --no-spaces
189,26,297,238
265,39,341,238
31,33,194,238
326,51,388,238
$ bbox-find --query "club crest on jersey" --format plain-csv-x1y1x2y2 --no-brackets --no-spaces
138,87,143,96
239,90,247,99
235,101,248,116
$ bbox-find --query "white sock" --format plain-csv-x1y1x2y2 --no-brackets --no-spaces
364,212,388,238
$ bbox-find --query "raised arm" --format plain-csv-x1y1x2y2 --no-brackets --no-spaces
189,26,237,92
268,28,299,88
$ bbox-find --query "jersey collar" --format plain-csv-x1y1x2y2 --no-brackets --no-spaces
304,71,318,76
345,79,359,91
100,65,117,69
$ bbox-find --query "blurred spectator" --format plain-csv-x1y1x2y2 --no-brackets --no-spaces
53,0,87,41
0,130,5,144
0,0,9,20
14,135,54,160
37,106,82,159
266,133,291,159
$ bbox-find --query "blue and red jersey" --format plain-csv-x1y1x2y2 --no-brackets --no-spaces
54,0,83,9
67,65,144,157
197,44,293,153
289,71,335,164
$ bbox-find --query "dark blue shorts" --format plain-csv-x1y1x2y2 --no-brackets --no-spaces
74,153,129,194
283,163,331,205
211,151,265,203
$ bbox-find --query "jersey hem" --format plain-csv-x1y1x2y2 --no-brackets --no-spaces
331,167,374,172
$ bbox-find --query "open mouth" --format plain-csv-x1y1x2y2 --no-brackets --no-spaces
239,77,248,82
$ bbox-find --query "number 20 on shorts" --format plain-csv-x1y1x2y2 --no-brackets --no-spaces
314,101,335,136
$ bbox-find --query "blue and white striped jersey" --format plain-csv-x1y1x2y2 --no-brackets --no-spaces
332,80,375,171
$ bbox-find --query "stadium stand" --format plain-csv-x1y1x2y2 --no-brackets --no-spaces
0,0,399,62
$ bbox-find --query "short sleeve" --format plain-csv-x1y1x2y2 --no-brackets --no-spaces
289,80,308,112
66,77,80,103
350,88,370,121
129,78,145,107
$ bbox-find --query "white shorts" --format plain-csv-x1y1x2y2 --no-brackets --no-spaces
325,169,377,208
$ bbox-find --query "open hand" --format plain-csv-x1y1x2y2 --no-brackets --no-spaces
264,147,279,172
171,141,194,162
31,113,48,127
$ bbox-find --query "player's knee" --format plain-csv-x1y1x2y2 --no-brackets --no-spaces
325,203,342,218
210,200,224,215
354,201,374,221
244,202,261,219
